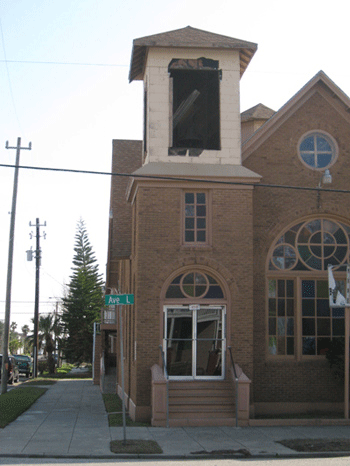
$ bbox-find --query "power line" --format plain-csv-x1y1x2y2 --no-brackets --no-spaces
0,311,61,315
41,268,65,286
0,21,23,134
0,301,56,304
0,162,350,194
3,60,348,80
0,59,128,67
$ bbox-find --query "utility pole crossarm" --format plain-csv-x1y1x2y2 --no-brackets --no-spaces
5,140,32,151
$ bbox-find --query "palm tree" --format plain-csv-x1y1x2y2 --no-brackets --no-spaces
40,315,56,374
21,324,31,354
27,314,62,374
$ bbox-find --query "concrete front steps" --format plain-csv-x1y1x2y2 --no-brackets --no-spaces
167,380,237,427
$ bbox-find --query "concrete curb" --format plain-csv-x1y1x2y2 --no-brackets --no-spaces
1,451,350,460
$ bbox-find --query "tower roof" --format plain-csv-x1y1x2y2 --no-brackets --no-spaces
241,103,275,122
129,26,257,82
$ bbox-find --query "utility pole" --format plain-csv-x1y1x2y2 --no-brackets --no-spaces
29,219,46,378
1,138,31,395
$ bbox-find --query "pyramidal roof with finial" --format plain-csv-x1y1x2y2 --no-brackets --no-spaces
129,26,257,82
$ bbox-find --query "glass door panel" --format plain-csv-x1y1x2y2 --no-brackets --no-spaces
166,308,193,376
196,308,223,376
196,339,222,376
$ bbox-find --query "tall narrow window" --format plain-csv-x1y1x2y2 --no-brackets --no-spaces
184,192,207,244
301,279,344,355
268,279,295,356
143,87,147,162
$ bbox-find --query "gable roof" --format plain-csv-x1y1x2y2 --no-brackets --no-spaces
241,103,275,122
242,71,350,161
129,26,257,82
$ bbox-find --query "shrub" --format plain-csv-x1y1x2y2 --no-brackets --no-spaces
38,359,49,374
325,339,346,381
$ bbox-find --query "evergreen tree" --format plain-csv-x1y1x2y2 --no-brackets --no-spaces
61,219,103,363
0,320,4,350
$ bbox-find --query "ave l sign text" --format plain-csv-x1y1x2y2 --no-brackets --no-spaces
105,294,134,306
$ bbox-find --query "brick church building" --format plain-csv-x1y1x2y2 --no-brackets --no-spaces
98,26,350,426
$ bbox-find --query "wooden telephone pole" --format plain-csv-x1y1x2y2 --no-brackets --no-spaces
1,138,31,395
29,218,46,378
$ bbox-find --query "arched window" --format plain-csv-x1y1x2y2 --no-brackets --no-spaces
166,271,224,299
267,218,349,359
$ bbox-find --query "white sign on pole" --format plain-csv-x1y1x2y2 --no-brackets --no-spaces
328,265,347,307
327,264,350,420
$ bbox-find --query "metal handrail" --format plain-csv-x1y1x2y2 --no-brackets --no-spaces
159,345,169,428
227,346,239,428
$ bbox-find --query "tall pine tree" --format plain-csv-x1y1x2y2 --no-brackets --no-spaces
62,219,103,363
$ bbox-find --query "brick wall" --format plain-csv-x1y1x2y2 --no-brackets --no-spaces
109,140,142,260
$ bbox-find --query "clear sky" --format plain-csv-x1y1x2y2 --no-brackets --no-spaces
1,0,350,330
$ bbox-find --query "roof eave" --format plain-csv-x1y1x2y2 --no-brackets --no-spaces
129,39,257,82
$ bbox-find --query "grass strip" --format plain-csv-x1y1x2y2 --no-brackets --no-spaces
110,439,162,454
103,393,122,412
0,386,47,428
102,394,150,427
24,378,57,385
108,413,149,427
38,363,92,379
279,438,350,452
255,412,343,419
40,372,92,379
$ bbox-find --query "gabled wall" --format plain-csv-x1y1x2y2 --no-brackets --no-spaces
243,86,350,411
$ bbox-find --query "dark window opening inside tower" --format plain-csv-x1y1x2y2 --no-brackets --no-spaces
168,58,221,153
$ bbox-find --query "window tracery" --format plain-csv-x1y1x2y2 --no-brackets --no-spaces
270,219,350,272
165,271,224,300
267,218,350,358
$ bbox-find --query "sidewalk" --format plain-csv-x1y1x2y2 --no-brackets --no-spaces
1,379,350,458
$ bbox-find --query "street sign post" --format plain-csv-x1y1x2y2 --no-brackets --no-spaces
104,293,134,444
105,294,134,306
328,264,350,419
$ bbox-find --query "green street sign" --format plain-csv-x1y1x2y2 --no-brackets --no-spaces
105,294,134,306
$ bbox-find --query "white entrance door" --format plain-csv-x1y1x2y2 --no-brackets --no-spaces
164,305,226,379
